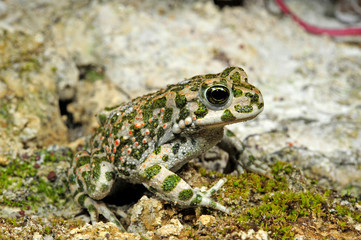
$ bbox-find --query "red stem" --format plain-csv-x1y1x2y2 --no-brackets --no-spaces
274,0,361,36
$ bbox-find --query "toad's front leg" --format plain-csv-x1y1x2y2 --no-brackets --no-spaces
139,162,229,213
218,128,272,178
68,150,126,231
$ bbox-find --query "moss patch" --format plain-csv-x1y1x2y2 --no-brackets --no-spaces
0,148,72,212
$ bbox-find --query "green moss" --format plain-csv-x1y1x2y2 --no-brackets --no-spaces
79,65,105,82
0,148,71,212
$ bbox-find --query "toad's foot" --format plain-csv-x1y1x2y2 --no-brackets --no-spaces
239,152,272,178
193,178,229,213
74,192,126,232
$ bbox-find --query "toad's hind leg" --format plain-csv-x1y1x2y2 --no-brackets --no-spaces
68,150,126,231
139,163,229,213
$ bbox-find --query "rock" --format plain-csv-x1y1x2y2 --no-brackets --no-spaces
156,218,183,237
198,215,216,227
127,196,165,234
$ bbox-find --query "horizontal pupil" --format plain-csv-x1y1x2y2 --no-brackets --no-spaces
207,86,229,104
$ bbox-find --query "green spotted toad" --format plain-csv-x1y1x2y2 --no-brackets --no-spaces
68,67,267,231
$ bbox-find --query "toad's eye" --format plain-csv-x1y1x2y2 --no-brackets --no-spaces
206,86,230,106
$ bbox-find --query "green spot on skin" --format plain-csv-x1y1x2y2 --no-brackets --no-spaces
149,118,159,130
205,74,218,79
238,82,254,90
190,86,199,91
100,184,109,192
131,149,142,160
215,78,227,86
220,67,235,78
113,220,123,229
105,171,115,182
93,140,99,148
172,143,180,154
97,114,107,125
77,194,86,207
92,163,101,182
162,174,181,192
163,108,173,123
104,104,121,111
194,100,208,119
88,204,96,212
88,184,96,193
221,109,236,121
153,146,161,155
178,189,194,201
77,179,84,191
178,108,190,120
258,102,264,109
232,88,243,98
230,71,241,82
76,156,90,168
210,201,217,208
110,113,119,124
82,171,91,185
69,174,77,185
123,109,137,122
191,194,203,206
162,155,169,161
170,85,185,93
225,129,236,137
144,165,161,180
157,127,165,139
112,123,123,136
175,94,187,109
245,92,259,104
152,96,167,109
234,104,253,113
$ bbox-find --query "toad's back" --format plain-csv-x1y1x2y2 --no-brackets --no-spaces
87,67,263,181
